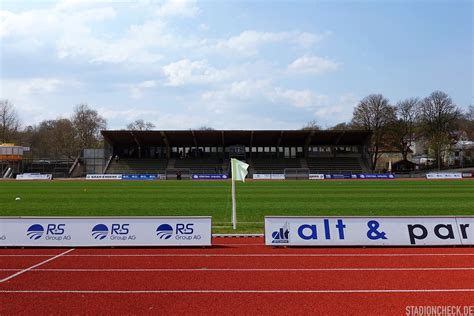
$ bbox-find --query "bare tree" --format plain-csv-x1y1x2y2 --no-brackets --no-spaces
302,120,321,130
127,119,155,131
0,99,20,143
418,91,461,170
465,105,474,139
391,98,420,161
197,126,214,130
328,122,353,130
467,105,474,121
72,104,107,149
351,94,396,170
30,119,78,158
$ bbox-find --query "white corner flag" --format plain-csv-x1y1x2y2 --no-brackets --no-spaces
231,158,249,229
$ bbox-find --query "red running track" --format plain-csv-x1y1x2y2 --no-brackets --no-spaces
0,237,473,315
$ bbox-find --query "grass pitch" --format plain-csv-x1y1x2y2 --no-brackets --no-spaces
1,180,473,233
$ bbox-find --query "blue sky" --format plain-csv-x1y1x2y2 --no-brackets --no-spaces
0,0,472,130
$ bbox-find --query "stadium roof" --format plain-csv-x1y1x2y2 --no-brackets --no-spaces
101,130,372,147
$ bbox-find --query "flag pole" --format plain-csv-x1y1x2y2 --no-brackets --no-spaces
231,159,237,229
232,176,237,230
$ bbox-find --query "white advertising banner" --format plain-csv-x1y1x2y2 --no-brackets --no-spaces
271,174,286,180
86,174,123,180
0,217,212,247
309,174,325,180
253,174,286,180
426,173,462,179
16,173,52,180
265,216,473,246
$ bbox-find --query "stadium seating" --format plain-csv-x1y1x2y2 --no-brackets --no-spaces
173,158,226,174
103,156,367,176
250,158,302,174
23,160,75,178
306,157,364,174
106,158,168,174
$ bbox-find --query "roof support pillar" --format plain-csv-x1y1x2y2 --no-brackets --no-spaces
191,131,198,157
160,131,170,159
130,132,141,159
221,131,225,159
249,131,254,159
304,130,315,158
276,131,284,158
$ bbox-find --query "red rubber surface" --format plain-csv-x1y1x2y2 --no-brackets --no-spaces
1,237,473,315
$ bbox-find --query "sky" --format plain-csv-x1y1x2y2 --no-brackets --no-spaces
0,0,472,130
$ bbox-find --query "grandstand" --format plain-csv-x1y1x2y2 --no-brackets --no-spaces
99,130,372,178
107,158,169,175
22,159,75,178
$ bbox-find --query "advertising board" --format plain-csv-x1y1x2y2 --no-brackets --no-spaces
253,174,286,180
122,174,161,180
0,217,212,247
16,173,52,180
86,174,122,180
191,174,228,180
426,173,463,179
265,216,473,246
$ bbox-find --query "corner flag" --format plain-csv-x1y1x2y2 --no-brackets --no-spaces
230,158,249,229
231,158,249,182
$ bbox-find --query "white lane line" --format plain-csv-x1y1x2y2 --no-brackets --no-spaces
0,249,75,283
1,253,473,257
0,268,473,272
0,289,473,294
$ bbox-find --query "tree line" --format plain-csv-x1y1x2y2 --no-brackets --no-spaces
0,101,106,158
304,91,474,170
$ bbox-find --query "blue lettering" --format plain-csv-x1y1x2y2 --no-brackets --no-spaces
298,224,317,240
324,219,330,239
111,224,120,234
176,223,194,235
46,224,65,235
111,224,129,235
336,220,346,240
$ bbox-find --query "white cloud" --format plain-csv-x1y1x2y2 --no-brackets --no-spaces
288,55,340,75
129,80,159,99
0,1,347,129
202,80,269,102
56,19,168,64
202,80,329,111
0,6,116,39
0,77,84,125
293,31,331,48
154,0,200,17
1,4,171,64
271,88,329,108
214,30,330,56
0,78,81,97
309,93,358,126
162,59,230,86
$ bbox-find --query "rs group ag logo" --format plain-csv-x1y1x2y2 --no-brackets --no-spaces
92,224,109,240
156,224,173,239
271,222,289,244
27,224,45,240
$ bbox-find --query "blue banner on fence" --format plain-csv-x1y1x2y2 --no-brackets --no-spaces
122,174,161,180
192,174,229,180
359,174,395,179
324,174,394,180
325,174,353,179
